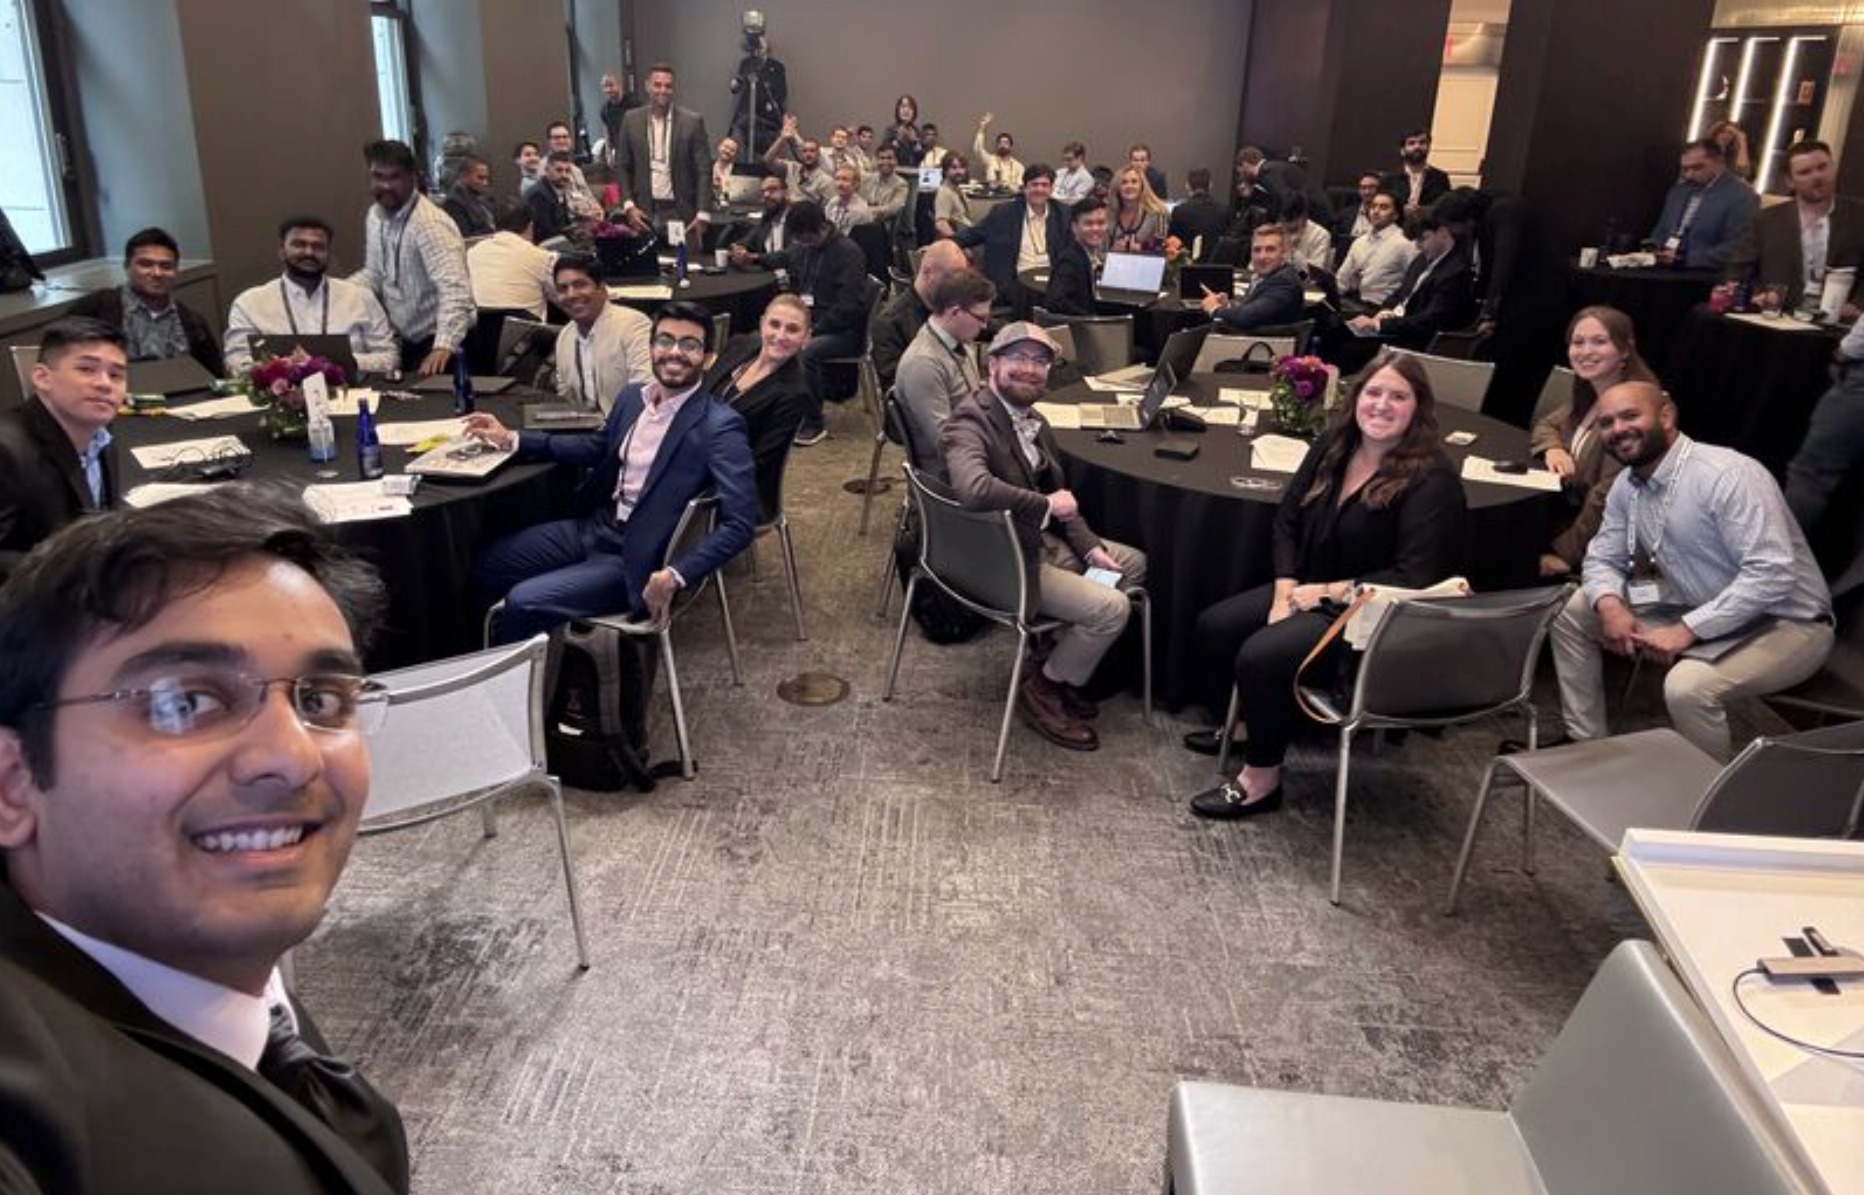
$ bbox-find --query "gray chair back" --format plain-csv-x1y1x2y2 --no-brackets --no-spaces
1352,585,1570,723
1532,366,1576,426
1043,322,1078,366
9,344,37,408
1395,349,1496,412
860,273,887,349
663,494,724,621
885,391,937,475
1193,334,1295,374
905,465,1029,620
1692,717,1864,838
710,312,732,355
1059,314,1135,376
1514,940,1811,1195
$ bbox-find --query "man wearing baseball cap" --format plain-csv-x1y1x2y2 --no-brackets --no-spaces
940,323,1148,750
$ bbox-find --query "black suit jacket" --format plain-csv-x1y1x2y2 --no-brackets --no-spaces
953,198,1072,298
1168,194,1230,262
614,105,712,224
1379,165,1452,211
940,390,1102,615
65,288,223,376
870,289,931,390
705,334,808,523
1722,196,1864,308
1044,240,1097,317
731,207,791,258
1377,247,1477,347
0,886,407,1194
0,398,116,584
767,231,869,340
525,183,575,242
441,186,496,238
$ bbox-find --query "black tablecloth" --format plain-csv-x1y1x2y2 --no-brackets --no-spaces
112,390,571,670
1047,373,1554,710
1567,264,1716,374
1659,308,1840,474
629,262,779,335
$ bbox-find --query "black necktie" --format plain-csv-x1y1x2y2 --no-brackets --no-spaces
260,1002,411,1194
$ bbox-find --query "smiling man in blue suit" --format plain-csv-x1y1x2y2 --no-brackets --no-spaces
469,300,758,643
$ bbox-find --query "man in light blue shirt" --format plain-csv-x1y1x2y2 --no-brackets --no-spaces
1648,139,1757,270
1551,380,1833,758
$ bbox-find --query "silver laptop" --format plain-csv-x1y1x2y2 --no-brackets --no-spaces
724,173,763,204
1076,363,1176,431
1094,252,1168,305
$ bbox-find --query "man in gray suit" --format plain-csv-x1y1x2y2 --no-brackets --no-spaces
614,63,713,237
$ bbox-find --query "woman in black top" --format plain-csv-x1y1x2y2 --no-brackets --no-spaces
703,294,811,524
1184,352,1467,819
880,95,926,167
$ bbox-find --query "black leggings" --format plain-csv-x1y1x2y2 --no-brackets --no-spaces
1193,581,1347,769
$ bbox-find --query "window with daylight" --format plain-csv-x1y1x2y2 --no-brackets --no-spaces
370,2,417,149
0,0,77,257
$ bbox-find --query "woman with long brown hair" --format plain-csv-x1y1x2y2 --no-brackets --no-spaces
1184,351,1467,818
1532,305,1659,577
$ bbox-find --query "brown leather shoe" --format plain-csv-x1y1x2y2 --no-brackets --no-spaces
1019,672,1099,751
1057,682,1099,721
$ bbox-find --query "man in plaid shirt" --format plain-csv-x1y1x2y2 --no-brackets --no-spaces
356,140,475,377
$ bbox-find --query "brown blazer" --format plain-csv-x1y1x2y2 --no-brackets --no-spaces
940,388,1102,613
1722,196,1864,308
1530,396,1621,570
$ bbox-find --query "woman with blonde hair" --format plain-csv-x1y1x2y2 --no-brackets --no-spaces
1108,164,1168,253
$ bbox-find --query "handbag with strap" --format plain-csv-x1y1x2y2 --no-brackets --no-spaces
1292,577,1471,724
1213,339,1278,376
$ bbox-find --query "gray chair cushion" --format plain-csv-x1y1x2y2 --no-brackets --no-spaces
1500,729,1722,851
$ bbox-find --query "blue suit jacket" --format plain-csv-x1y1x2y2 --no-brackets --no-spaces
1213,265,1304,331
1648,173,1757,269
954,197,1073,296
516,385,758,613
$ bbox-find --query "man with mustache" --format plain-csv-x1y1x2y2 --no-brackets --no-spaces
1549,380,1833,759
224,216,399,375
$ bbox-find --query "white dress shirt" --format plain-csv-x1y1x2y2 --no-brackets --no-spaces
1289,221,1334,273
827,193,872,233
648,112,676,202
468,232,559,321
1799,201,1833,298
224,274,399,375
1336,224,1419,305
556,303,654,414
41,912,293,1071
1053,166,1095,204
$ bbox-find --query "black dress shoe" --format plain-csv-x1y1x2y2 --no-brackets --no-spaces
1182,727,1245,757
1058,683,1099,721
1498,732,1568,755
1189,782,1283,820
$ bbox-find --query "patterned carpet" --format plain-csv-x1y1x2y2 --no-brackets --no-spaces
298,401,1738,1193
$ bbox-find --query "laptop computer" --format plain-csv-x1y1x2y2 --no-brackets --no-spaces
724,173,763,205
1075,362,1177,431
1094,252,1167,306
917,166,944,193
127,354,217,397
1179,263,1236,301
405,435,515,481
248,333,360,383
1156,324,1211,382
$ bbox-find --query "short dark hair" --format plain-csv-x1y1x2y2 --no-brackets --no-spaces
546,150,573,166
1401,128,1431,143
37,316,126,367
646,62,675,79
653,300,713,352
123,227,179,265
940,151,968,173
546,120,573,138
876,143,897,159
995,131,1015,147
363,139,419,172
551,253,601,287
1187,168,1212,193
856,124,874,136
1787,138,1834,166
1063,141,1085,158
512,140,541,158
1358,170,1382,184
1023,163,1054,186
1236,146,1266,167
1280,193,1310,222
1682,137,1724,160
277,215,334,242
1069,197,1107,224
922,122,939,134
496,205,534,234
928,268,995,314
0,485,386,788
787,199,828,238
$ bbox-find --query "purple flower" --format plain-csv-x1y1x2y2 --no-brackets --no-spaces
1295,381,1313,399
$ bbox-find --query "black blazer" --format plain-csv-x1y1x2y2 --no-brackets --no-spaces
0,885,408,1194
0,398,116,584
65,287,223,376
441,186,496,238
1273,432,1467,586
705,333,809,522
767,231,869,340
870,288,931,389
525,183,575,242
732,207,791,258
1722,196,1864,309
1377,247,1477,347
1044,240,1096,317
953,197,1072,298
1379,165,1452,211
1168,194,1230,262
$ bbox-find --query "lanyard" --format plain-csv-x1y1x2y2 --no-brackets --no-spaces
278,279,330,335
1627,440,1692,561
1024,209,1048,257
575,332,598,409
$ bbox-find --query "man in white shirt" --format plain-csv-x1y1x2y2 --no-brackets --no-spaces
513,139,543,199
0,485,409,1193
224,215,398,375
935,152,974,238
972,113,1026,190
544,120,605,221
552,255,653,414
823,126,861,178
711,135,742,201
1053,141,1094,205
356,139,475,376
860,145,911,225
826,165,872,234
1334,191,1417,306
1280,195,1334,274
467,206,559,322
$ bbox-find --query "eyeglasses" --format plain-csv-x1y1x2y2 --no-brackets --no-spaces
37,672,390,739
963,305,993,323
652,333,707,355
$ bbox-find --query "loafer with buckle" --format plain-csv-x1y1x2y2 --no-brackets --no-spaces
1018,674,1099,751
1190,781,1283,820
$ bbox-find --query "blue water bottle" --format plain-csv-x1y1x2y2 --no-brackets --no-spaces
676,236,690,287
356,398,384,480
451,350,474,415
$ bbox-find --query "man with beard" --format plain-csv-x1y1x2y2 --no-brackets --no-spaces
440,153,497,238
727,174,795,266
614,66,713,235
467,301,757,644
860,144,911,227
354,140,474,376
598,72,639,162
225,217,399,375
526,151,581,242
940,323,1148,752
762,115,835,205
1550,380,1833,760
1380,129,1450,220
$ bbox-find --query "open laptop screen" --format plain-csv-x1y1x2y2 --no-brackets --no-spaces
917,166,944,192
1100,252,1166,293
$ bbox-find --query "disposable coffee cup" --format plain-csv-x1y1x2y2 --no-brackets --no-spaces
1819,267,1855,322
715,248,730,268
1578,247,1600,269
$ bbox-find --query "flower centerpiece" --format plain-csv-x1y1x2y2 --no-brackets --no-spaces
243,350,346,442
1267,354,1337,438
1162,235,1190,291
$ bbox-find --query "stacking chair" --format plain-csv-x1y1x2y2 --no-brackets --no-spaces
883,466,1150,782
746,431,808,641
709,312,732,363
1766,604,1864,722
1191,334,1295,374
1215,585,1570,905
821,275,888,402
364,635,590,970
871,393,928,620
1395,349,1496,412
1042,322,1078,366
1041,313,1134,376
1251,319,1316,355
1424,326,1494,361
1165,940,1812,1195
1531,366,1577,425
855,355,891,536
1445,718,1864,914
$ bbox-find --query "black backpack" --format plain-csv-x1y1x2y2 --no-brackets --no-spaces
543,620,660,792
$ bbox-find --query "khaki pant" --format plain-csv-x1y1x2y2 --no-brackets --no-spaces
1550,588,1834,760
1035,534,1147,687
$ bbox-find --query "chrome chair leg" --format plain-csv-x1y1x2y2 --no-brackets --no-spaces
482,599,506,650
479,800,499,838
1445,757,1508,915
544,777,592,970
1134,587,1153,726
778,517,808,641
874,498,907,619
858,431,886,536
1329,727,1355,906
1217,685,1241,777
714,574,745,686
882,573,919,700
993,632,1030,783
660,632,695,780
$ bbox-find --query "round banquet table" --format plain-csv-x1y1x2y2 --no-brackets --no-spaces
1567,263,1715,375
111,389,572,670
1659,307,1841,474
1046,372,1555,710
624,259,779,335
